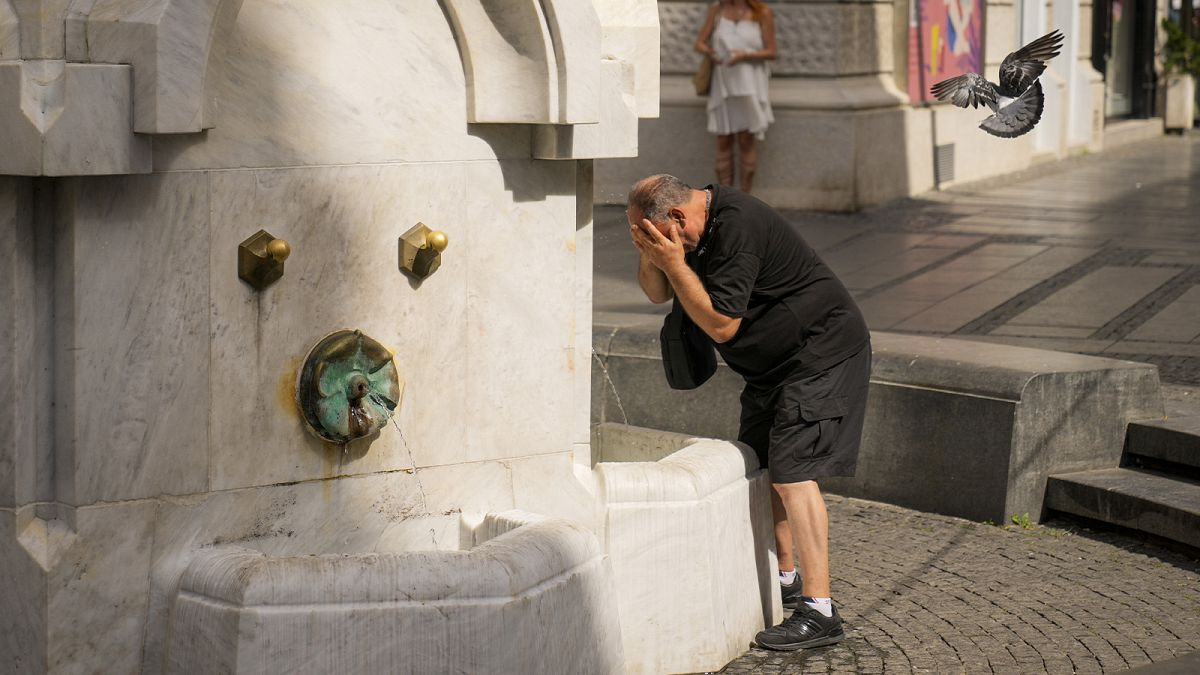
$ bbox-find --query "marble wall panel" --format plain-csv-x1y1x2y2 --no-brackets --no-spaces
0,62,151,176
152,0,530,171
0,3,18,59
58,173,210,505
462,161,579,466
534,59,639,159
0,508,48,674
46,500,156,675
594,0,662,117
543,0,603,124
508,453,599,529
207,163,469,490
443,0,558,123
10,0,72,58
0,64,42,175
42,64,153,176
574,161,595,452
81,0,245,133
0,178,34,508
417,461,516,517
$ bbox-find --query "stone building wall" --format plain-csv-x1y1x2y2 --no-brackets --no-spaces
597,0,1106,211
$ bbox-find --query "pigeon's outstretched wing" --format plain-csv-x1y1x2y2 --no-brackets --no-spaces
930,72,998,109
979,80,1044,138
998,30,1063,95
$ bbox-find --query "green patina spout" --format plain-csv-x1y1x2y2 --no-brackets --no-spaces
297,330,401,444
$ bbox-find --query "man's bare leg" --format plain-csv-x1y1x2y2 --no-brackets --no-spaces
755,477,844,650
773,480,829,598
771,488,794,573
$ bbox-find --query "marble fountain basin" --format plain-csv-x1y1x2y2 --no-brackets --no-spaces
591,423,783,675
166,511,624,674
165,427,780,675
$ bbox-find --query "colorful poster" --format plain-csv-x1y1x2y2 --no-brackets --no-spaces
908,0,984,102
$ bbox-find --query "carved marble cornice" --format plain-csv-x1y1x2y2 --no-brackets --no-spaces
0,0,244,175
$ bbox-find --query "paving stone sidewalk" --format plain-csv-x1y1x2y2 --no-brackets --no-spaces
717,495,1200,674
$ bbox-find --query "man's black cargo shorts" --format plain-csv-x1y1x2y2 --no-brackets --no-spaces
737,343,872,484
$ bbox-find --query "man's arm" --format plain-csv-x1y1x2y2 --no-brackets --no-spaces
633,217,742,343
663,263,742,343
638,251,673,304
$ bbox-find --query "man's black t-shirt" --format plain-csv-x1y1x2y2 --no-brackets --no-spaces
687,185,869,389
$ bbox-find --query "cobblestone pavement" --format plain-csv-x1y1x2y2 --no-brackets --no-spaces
717,495,1200,674
595,135,1200,386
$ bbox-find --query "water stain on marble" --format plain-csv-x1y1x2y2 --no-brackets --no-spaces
276,355,302,417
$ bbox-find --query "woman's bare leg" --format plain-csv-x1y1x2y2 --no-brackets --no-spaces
737,131,758,193
716,134,735,186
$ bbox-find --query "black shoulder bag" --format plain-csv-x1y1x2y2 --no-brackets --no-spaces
660,298,717,390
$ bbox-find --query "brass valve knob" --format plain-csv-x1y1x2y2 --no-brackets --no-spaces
426,230,449,253
238,230,291,290
265,238,291,263
400,223,447,280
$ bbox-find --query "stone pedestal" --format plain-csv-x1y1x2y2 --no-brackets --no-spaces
1164,73,1196,131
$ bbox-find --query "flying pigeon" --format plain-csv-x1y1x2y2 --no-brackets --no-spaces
929,30,1064,138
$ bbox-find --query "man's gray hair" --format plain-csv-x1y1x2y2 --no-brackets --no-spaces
627,174,694,223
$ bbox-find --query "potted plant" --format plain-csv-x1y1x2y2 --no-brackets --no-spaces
1161,18,1199,130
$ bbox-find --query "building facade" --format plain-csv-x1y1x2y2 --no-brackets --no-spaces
598,0,1170,210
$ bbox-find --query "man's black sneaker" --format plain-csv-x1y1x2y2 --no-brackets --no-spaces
755,605,845,651
780,577,803,610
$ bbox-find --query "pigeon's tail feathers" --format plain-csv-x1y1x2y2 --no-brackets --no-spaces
930,73,997,109
979,81,1044,138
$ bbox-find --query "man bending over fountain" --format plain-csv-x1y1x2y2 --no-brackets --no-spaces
626,175,872,651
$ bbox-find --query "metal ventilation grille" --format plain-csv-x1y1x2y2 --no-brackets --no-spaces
934,143,955,185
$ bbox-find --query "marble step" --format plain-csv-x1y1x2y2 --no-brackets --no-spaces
1125,416,1200,473
1045,468,1200,550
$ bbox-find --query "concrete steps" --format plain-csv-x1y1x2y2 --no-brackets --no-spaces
1046,415,1200,550
1045,468,1200,549
1124,416,1200,476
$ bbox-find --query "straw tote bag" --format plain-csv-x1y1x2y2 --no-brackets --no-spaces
693,55,714,96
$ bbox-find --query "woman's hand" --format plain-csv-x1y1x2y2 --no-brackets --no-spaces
726,50,757,65
694,42,717,57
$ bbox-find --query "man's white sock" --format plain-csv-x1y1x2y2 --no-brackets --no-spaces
802,596,833,618
778,569,798,585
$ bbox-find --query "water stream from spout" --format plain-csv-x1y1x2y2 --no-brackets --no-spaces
367,392,429,514
591,347,629,424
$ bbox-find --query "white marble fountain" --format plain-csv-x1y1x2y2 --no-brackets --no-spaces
0,2,777,673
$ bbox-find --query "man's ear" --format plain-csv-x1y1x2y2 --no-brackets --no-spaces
669,207,686,229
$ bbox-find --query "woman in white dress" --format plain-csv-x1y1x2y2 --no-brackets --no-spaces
694,0,776,193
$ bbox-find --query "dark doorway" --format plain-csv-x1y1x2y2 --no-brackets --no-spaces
1092,0,1157,118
